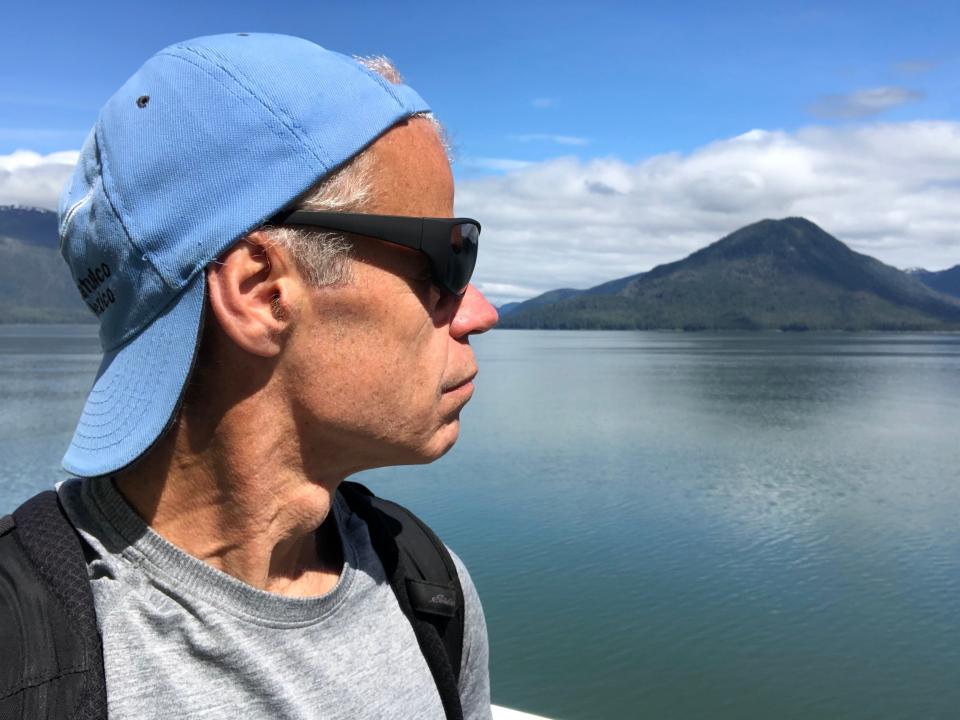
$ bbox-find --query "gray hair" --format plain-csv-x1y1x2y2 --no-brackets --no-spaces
259,56,446,288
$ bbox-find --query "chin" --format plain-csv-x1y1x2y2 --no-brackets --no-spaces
368,416,462,469
417,420,461,463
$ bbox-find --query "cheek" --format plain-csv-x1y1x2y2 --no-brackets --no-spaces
322,319,447,421
293,280,453,442
386,327,448,406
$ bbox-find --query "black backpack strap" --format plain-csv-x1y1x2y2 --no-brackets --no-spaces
0,491,107,720
338,481,465,720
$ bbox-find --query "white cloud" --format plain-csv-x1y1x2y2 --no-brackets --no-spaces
0,149,79,210
531,97,556,109
510,133,590,146
461,157,535,172
6,124,960,309
474,281,543,300
456,121,960,306
809,86,924,119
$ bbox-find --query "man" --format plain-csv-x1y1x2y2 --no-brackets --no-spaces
0,33,498,719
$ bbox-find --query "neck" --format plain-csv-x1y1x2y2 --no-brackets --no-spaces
113,394,345,597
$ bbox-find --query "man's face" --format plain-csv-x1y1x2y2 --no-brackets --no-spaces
284,118,499,474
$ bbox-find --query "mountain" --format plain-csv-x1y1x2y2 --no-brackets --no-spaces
502,288,582,316
499,273,647,318
3,207,957,330
908,265,960,299
500,218,960,331
0,205,60,249
0,206,93,323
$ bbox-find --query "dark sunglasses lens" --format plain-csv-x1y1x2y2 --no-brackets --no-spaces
444,223,478,294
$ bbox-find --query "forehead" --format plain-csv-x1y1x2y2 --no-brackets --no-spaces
363,117,453,217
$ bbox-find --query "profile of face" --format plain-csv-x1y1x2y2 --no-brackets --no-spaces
284,118,499,473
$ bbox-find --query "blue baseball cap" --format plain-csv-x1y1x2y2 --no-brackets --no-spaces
58,33,430,477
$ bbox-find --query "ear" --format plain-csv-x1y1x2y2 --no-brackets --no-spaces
205,231,303,357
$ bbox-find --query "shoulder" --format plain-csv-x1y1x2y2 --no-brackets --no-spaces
0,493,106,718
445,545,488,664
445,546,492,718
445,546,482,615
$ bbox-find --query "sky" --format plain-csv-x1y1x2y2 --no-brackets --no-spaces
3,0,959,304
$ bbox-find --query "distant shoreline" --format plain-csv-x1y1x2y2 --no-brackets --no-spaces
493,325,960,333
2,321,958,334
0,319,97,325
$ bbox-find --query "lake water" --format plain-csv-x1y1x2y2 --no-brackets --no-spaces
1,325,958,720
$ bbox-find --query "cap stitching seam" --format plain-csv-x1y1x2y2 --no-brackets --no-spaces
100,269,198,355
93,126,179,291
59,185,95,252
76,359,143,420
353,62,406,110
101,292,176,354
74,379,147,442
73,356,157,444
66,277,204,471
79,293,165,427
84,362,123,404
72,322,167,443
197,45,335,170
93,125,186,354
159,47,332,170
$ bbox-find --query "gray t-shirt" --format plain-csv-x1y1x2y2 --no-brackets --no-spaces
58,477,491,720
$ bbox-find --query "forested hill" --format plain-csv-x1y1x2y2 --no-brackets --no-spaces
908,265,960,299
2,207,957,330
0,206,92,323
499,218,960,331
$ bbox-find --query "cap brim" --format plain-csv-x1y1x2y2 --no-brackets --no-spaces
62,273,206,477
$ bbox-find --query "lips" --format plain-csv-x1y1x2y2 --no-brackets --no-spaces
442,371,477,394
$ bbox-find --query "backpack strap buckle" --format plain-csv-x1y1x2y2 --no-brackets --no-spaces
406,578,458,618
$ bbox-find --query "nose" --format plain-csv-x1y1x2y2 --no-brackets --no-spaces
450,284,499,339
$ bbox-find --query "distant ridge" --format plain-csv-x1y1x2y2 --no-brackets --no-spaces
0,206,93,323
499,288,581,317
908,265,960,299
500,218,960,331
0,205,60,250
1,207,957,330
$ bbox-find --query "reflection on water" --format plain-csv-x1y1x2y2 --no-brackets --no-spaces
2,326,958,719
364,331,960,720
0,324,100,504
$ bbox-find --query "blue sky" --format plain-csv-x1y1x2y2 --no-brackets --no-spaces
3,1,960,302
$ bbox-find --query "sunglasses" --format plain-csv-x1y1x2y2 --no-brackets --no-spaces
270,210,480,296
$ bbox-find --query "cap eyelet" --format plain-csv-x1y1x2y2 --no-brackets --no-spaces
136,95,150,109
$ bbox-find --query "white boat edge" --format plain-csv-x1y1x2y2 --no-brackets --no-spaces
491,705,555,720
